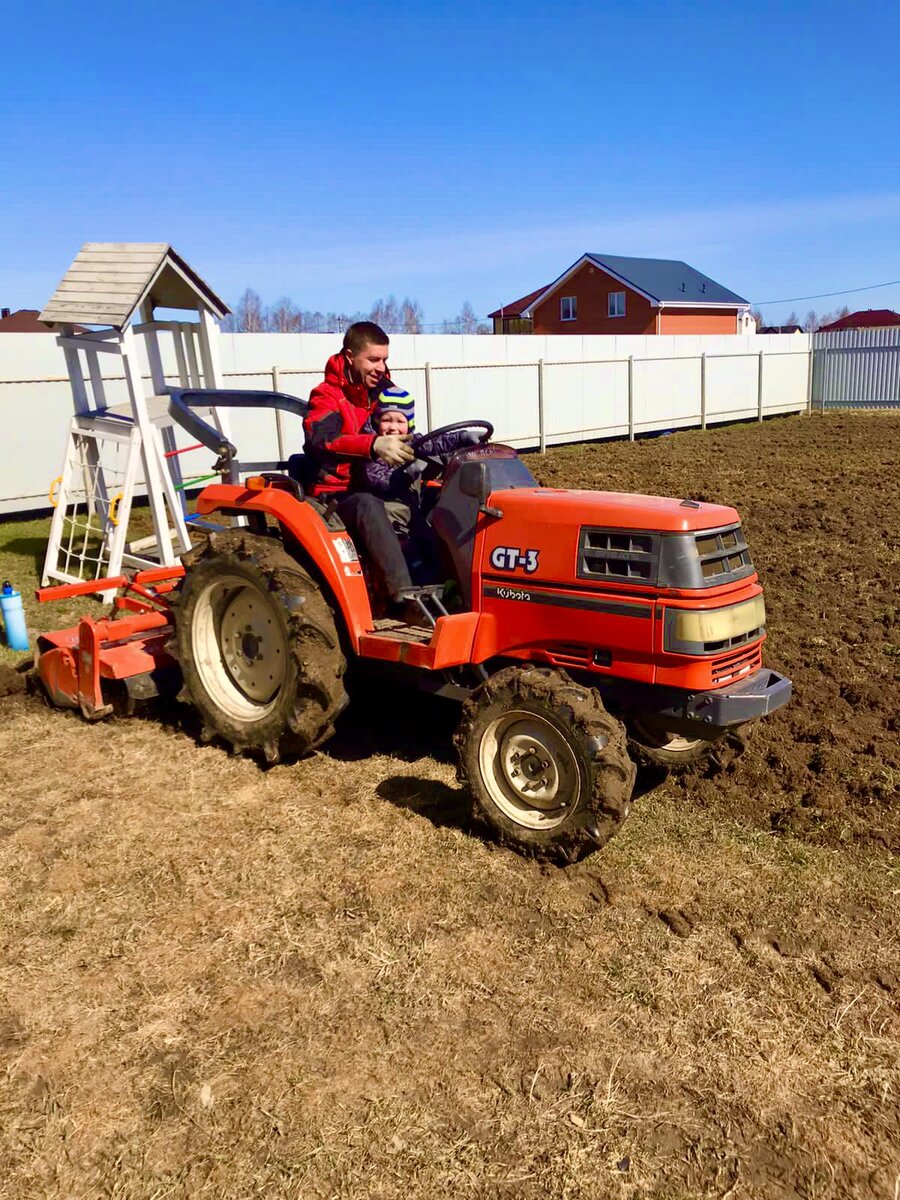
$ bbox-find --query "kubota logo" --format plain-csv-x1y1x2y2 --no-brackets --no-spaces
490,545,540,574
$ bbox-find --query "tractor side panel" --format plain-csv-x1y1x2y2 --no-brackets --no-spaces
195,485,373,648
474,585,657,680
470,501,655,679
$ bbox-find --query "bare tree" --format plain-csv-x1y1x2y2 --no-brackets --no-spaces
370,296,400,332
458,301,479,334
784,311,799,329
268,297,301,333
803,310,819,333
400,297,423,334
301,310,325,333
750,307,765,331
234,288,266,333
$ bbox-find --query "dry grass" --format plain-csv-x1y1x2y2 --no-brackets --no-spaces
1,413,899,1199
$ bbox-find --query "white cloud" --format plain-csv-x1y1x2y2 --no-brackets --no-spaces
212,192,900,290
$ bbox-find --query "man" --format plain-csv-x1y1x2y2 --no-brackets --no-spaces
303,322,419,614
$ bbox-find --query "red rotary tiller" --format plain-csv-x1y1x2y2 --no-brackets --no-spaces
35,567,185,719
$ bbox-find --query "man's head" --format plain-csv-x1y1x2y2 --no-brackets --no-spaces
343,321,389,390
373,387,415,437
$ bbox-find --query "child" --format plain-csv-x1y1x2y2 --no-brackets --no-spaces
353,387,477,580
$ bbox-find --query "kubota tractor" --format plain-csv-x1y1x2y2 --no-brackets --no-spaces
36,390,791,862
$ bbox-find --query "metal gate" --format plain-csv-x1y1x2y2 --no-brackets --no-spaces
812,327,900,410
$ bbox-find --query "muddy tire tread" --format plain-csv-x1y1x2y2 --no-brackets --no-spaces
454,665,636,863
171,531,347,761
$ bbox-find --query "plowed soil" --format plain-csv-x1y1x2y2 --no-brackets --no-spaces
0,411,898,1200
539,410,900,851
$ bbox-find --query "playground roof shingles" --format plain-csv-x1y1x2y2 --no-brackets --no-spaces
40,243,230,329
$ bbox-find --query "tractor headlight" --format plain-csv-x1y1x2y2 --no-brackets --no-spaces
664,595,766,655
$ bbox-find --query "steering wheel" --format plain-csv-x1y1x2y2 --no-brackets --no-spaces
409,420,494,461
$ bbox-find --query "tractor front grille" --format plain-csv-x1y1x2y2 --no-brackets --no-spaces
577,523,755,590
577,529,659,583
711,642,762,686
693,526,754,584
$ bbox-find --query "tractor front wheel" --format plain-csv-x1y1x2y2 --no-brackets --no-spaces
455,666,636,862
627,716,754,770
173,532,347,762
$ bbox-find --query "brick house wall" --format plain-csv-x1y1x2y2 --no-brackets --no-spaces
532,263,657,334
530,263,740,335
659,308,739,334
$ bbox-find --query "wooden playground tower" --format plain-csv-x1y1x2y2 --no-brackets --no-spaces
39,243,231,588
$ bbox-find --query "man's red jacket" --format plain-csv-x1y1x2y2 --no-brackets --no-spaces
302,352,388,495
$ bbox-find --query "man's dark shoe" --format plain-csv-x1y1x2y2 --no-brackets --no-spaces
389,585,448,630
389,598,432,630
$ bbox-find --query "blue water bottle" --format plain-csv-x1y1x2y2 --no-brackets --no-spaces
0,582,30,652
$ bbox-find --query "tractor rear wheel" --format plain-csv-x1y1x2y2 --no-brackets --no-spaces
173,531,347,762
455,666,636,862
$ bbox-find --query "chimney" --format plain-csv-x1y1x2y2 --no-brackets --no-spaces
1,308,10,319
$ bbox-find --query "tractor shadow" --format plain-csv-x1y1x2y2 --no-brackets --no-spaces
152,668,668,850
324,670,458,767
374,762,667,853
375,775,472,833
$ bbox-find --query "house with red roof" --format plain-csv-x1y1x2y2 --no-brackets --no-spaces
489,253,750,335
0,308,57,333
817,309,900,332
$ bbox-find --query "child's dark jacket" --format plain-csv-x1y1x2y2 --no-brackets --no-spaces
354,429,474,501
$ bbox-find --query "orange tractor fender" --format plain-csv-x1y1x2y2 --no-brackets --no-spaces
194,483,375,651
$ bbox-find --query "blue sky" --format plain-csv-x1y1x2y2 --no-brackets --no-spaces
2,0,898,327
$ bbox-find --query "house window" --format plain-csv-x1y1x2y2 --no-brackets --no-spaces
608,291,626,318
560,296,577,322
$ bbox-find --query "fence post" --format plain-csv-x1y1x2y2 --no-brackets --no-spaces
538,358,546,453
821,347,828,414
757,350,764,422
700,352,707,430
806,346,814,416
628,355,634,440
424,361,433,432
272,366,286,461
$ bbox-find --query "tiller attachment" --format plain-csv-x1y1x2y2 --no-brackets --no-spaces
35,567,185,719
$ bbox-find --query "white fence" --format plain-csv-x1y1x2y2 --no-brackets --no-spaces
0,331,811,515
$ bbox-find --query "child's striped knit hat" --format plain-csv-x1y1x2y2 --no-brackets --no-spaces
374,386,415,432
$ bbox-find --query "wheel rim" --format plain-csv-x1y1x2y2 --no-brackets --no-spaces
478,709,581,831
191,573,288,721
631,717,705,754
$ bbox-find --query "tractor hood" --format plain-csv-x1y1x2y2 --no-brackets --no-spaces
481,487,752,593
491,487,741,533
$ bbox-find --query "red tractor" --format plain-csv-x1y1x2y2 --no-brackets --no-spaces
36,390,790,862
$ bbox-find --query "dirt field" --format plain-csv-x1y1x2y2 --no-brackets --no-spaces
0,411,898,1199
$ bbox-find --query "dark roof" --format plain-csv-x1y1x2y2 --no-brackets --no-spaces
0,308,56,333
760,325,805,334
487,285,547,320
817,309,900,332
582,254,748,306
